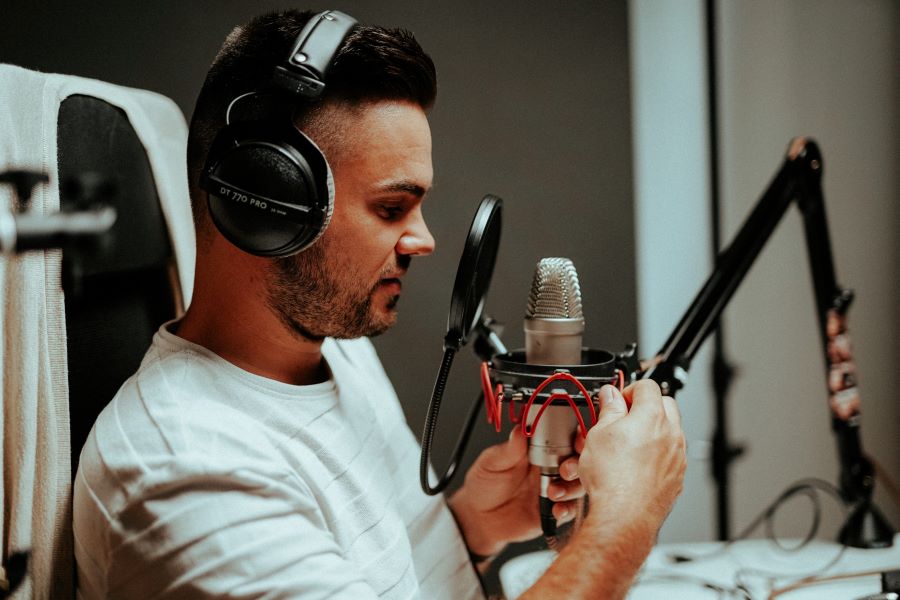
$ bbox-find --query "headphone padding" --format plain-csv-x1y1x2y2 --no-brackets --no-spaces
202,121,334,256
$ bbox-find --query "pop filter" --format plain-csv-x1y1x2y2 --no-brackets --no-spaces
444,194,502,351
420,194,503,495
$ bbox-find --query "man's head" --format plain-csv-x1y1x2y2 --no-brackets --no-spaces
187,10,437,340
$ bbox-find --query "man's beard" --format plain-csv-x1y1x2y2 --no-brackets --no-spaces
265,237,406,341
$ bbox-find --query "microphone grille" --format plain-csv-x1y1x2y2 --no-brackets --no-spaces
526,257,583,319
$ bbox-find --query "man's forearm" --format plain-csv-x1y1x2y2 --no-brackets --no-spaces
517,508,657,600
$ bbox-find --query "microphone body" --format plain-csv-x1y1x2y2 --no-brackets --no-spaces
523,258,584,537
524,316,583,469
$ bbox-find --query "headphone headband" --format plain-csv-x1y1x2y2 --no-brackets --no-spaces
272,10,358,99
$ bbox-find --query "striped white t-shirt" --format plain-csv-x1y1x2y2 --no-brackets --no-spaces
74,323,484,599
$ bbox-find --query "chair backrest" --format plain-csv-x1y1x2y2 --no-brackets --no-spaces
59,95,179,476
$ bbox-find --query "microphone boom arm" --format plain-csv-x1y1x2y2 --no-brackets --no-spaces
641,137,893,548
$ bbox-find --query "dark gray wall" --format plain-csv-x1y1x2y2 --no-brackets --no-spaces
1,0,636,586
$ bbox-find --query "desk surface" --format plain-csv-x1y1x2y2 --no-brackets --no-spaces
499,534,900,599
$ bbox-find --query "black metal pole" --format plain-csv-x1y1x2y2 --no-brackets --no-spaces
645,154,797,392
704,0,739,542
793,145,893,547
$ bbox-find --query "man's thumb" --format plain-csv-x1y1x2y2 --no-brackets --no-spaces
477,426,528,473
594,385,628,429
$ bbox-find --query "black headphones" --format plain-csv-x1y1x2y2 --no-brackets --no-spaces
200,10,358,257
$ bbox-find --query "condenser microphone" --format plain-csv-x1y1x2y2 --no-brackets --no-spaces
524,257,584,538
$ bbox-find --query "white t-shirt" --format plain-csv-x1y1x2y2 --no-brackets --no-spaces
73,323,484,600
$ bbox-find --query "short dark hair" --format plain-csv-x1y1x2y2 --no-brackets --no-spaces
186,10,437,227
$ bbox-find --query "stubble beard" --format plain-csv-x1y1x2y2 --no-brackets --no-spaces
265,238,400,341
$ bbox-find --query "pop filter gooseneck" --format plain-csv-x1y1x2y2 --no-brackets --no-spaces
420,194,502,495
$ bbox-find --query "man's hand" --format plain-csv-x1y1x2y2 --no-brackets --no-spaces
448,427,585,560
579,380,686,526
450,377,685,583
519,380,686,600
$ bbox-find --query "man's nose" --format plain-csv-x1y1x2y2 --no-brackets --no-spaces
397,209,435,256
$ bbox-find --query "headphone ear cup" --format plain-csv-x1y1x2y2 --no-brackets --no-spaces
201,122,334,257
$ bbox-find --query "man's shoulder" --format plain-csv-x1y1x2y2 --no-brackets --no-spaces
84,342,281,481
103,336,236,432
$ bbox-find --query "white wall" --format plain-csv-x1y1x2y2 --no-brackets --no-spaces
629,0,715,543
631,0,899,543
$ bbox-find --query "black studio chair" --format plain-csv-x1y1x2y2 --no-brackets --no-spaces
59,95,182,476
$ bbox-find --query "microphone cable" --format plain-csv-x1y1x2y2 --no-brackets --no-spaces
665,477,848,565
633,477,852,598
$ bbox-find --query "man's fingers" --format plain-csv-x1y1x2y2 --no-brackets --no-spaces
662,395,682,428
553,499,580,524
559,455,580,481
625,380,681,428
623,379,664,417
547,477,585,502
573,431,586,455
478,427,528,473
594,385,628,429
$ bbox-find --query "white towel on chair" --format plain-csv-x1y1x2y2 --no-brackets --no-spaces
0,63,194,599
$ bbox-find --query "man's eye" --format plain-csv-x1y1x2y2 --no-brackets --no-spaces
378,205,404,220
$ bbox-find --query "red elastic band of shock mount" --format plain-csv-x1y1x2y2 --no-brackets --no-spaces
480,363,626,435
480,361,504,432
520,372,596,439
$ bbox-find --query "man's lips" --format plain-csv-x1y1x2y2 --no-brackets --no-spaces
379,277,403,293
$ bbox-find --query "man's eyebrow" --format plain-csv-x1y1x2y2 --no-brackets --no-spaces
377,181,429,198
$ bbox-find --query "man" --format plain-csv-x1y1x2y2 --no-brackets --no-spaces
73,10,686,599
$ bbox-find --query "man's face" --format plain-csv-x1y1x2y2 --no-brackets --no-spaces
266,100,435,340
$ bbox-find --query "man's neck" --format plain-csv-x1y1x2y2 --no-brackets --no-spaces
175,300,329,386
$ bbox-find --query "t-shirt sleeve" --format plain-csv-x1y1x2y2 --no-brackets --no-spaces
76,462,382,600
